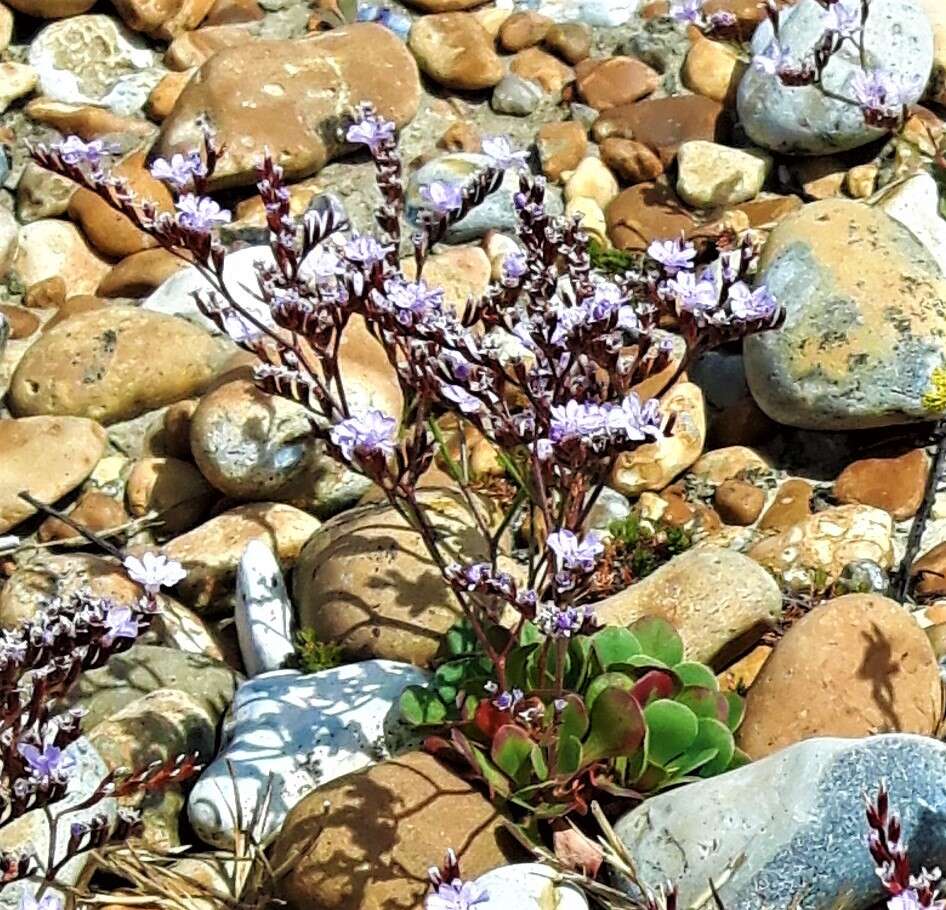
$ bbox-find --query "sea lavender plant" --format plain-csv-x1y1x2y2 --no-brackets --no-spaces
0,518,199,902
31,108,779,832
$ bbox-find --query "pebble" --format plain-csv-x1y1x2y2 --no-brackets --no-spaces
713,479,765,526
682,33,745,105
294,491,492,666
498,10,551,51
491,73,544,115
0,416,106,533
0,305,39,341
67,150,173,259
593,95,730,166
515,0,641,27
0,3,11,48
749,504,894,591
564,155,619,208
536,120,587,182
409,13,503,90
0,739,115,910
740,594,942,758
38,489,127,542
878,171,946,273
508,46,575,95
15,162,77,223
738,0,933,154
235,538,295,676
163,23,255,69
187,662,427,847
24,97,156,139
111,0,214,39
744,200,946,430
9,306,232,424
126,456,216,534
154,23,421,189
66,643,239,729
611,382,706,495
600,137,664,184
544,21,591,63
161,502,321,612
12,219,111,296
833,448,929,521
271,750,521,910
758,477,811,531
0,207,17,279
910,540,946,597
474,864,588,910
28,14,163,114
676,140,771,209
575,55,659,110
4,0,92,17
690,445,771,484
614,735,946,910
98,248,189,298
0,62,37,114
565,195,609,245
594,547,782,667
145,67,195,120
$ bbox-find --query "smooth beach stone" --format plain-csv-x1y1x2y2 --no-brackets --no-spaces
878,171,946,273
594,547,782,668
408,13,504,91
65,643,239,729
406,152,562,242
474,864,588,909
614,735,946,910
187,662,427,848
272,750,521,910
27,14,163,114
738,595,942,759
513,0,641,26
235,539,295,677
12,219,111,296
737,0,933,154
490,73,544,115
153,23,420,190
0,416,106,533
9,306,232,424
744,199,946,430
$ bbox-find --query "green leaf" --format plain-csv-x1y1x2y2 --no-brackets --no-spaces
445,621,480,657
673,661,718,690
531,743,549,781
556,734,583,776
724,691,746,732
583,687,646,764
643,699,699,766
491,725,535,784
676,687,728,721
470,745,512,798
664,746,719,778
591,627,641,671
630,616,684,666
399,686,447,726
519,621,543,647
558,694,590,742
585,672,635,711
729,747,751,770
616,654,670,672
693,717,735,777
566,634,594,690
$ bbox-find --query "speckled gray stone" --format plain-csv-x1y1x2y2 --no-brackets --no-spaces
405,153,561,243
737,0,933,155
614,735,946,910
744,199,946,430
491,74,543,117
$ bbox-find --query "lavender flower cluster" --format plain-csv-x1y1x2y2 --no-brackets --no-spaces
672,0,922,129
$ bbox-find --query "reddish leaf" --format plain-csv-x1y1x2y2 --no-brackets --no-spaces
631,670,677,705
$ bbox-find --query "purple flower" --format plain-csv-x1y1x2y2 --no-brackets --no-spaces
123,553,187,594
174,193,231,232
825,0,861,38
385,277,444,325
536,603,594,639
549,400,607,444
547,529,604,572
420,180,464,215
18,742,75,783
150,151,206,189
54,135,116,168
887,892,923,910
441,384,483,415
18,895,63,910
501,251,528,284
727,281,779,322
647,238,697,275
706,9,736,27
345,234,389,267
666,270,719,318
346,116,396,151
426,879,489,910
487,684,524,711
302,245,344,283
608,394,663,441
102,604,139,645
481,135,530,171
851,68,918,125
329,409,398,462
669,0,703,22
586,281,625,321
